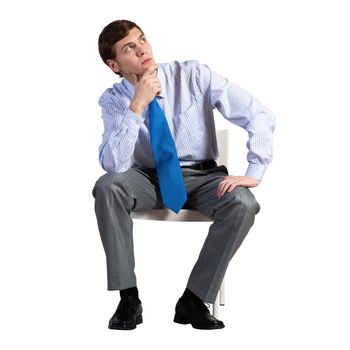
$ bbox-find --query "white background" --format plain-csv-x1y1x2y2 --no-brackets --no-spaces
0,0,349,348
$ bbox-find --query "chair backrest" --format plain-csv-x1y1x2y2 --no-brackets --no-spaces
215,129,229,168
131,129,229,222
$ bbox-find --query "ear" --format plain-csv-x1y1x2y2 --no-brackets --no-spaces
106,59,120,74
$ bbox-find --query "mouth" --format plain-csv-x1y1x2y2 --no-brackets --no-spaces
141,58,152,64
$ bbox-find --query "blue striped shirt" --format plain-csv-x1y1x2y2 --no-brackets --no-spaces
98,60,275,181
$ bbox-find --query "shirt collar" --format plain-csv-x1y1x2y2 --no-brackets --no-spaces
121,63,165,99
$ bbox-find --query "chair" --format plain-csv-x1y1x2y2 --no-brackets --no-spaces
131,129,229,318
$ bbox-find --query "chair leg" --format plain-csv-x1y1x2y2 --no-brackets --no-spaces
220,277,225,306
212,293,219,318
212,278,226,318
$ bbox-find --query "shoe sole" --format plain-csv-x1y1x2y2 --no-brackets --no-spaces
173,313,225,330
108,314,143,330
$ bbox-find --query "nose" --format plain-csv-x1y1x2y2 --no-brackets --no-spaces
136,44,146,57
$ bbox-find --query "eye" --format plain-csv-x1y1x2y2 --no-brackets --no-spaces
125,44,135,53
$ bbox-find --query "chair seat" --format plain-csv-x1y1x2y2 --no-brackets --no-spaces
131,208,212,222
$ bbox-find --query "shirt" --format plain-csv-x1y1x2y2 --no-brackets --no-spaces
98,60,276,181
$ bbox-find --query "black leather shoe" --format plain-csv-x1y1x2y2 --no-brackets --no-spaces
108,296,143,330
174,295,225,330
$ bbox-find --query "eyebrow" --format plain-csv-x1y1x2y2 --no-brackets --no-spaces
121,34,145,51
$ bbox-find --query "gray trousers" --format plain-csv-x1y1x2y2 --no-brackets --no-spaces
92,165,260,304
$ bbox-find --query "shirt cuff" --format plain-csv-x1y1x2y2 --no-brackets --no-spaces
245,163,267,182
122,107,145,129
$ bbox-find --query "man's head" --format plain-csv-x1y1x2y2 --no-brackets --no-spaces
98,20,155,79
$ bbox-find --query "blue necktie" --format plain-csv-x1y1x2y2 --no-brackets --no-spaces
148,98,187,213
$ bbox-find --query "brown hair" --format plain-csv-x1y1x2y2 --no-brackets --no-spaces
98,19,143,77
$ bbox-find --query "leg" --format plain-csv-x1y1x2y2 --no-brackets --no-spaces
183,167,260,304
92,167,162,291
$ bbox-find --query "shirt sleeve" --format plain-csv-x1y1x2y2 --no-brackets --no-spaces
98,89,145,173
195,62,276,181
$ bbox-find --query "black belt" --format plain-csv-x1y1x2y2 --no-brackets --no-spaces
181,160,217,170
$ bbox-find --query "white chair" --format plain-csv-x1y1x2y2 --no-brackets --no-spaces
131,129,229,318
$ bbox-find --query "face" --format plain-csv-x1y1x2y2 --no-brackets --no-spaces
107,27,155,78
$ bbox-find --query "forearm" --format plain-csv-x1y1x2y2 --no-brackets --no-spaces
99,108,145,173
244,109,276,181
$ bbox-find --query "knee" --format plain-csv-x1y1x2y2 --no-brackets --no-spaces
92,173,125,199
236,187,260,215
235,187,260,214
222,187,260,216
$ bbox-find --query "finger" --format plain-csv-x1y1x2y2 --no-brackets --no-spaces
222,181,233,197
152,79,162,88
218,180,233,197
218,179,232,195
152,80,162,95
142,64,158,78
217,181,225,197
227,182,238,193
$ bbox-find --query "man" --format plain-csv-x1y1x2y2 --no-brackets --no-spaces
93,19,275,330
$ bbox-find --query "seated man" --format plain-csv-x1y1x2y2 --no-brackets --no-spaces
93,19,276,330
